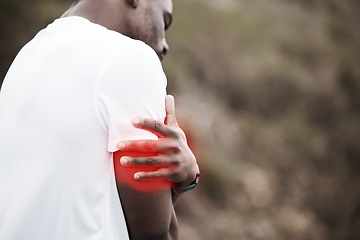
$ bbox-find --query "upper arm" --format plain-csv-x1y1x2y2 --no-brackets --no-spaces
97,41,167,152
97,42,176,239
113,151,176,240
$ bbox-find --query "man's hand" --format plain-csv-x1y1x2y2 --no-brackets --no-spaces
117,95,198,186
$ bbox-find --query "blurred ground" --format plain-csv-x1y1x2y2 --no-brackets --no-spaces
1,0,360,239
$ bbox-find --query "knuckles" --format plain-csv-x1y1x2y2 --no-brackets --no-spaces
154,120,162,131
146,157,157,166
141,119,163,131
170,130,181,139
171,142,181,153
171,156,181,166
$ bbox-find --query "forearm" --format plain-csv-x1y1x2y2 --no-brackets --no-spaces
117,183,179,240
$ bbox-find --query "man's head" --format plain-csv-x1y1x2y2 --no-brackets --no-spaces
66,0,173,61
123,0,173,61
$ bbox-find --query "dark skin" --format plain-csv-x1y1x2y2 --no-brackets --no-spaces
114,96,197,239
118,96,198,189
115,101,198,239
63,1,198,239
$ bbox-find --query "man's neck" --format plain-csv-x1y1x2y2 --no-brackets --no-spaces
61,0,129,35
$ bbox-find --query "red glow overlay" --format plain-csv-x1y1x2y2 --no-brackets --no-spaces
113,151,172,192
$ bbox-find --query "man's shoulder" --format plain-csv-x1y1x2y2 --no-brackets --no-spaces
69,17,158,61
49,17,144,49
42,16,160,68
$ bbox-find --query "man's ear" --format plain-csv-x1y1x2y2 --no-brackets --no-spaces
126,0,139,8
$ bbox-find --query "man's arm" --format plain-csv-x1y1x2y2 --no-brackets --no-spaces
113,96,198,239
113,151,178,240
117,95,199,203
95,38,188,238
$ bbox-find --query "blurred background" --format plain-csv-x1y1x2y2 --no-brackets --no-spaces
1,0,360,239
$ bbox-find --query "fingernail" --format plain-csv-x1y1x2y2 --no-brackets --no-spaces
132,118,140,125
134,173,141,180
118,142,126,150
120,157,128,165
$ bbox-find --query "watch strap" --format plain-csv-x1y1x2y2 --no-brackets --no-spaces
171,172,200,195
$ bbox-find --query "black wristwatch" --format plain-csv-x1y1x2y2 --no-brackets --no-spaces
171,164,200,195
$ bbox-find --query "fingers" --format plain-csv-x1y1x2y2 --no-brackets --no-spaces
118,139,180,153
119,153,185,183
119,152,194,184
133,168,172,181
130,95,180,138
133,168,183,183
118,139,158,153
118,95,193,184
131,118,180,138
165,95,178,127
121,155,181,167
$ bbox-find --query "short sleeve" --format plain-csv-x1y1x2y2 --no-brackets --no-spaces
96,41,167,152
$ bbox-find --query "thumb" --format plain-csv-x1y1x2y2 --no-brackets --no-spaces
165,95,178,126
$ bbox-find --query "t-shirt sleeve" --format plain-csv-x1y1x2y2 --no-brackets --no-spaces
96,41,167,152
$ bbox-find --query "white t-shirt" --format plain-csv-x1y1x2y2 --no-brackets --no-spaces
0,16,167,240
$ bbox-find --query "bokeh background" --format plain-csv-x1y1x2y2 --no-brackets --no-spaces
1,0,360,239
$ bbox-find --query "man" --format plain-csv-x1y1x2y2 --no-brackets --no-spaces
0,0,199,239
